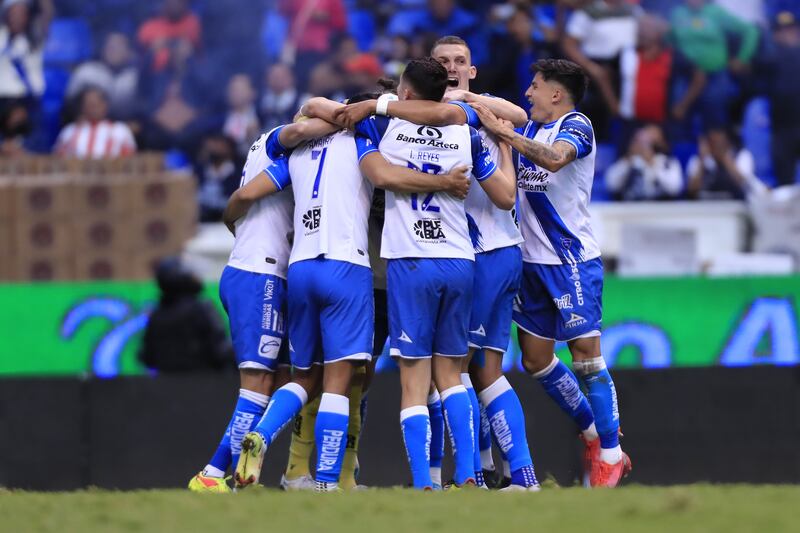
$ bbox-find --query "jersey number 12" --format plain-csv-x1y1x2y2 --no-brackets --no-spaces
408,162,442,212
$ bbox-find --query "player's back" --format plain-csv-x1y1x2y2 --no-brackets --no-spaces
227,131,294,278
288,130,372,268
515,111,599,265
357,116,487,261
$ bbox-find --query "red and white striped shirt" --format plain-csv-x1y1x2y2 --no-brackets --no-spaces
55,120,137,159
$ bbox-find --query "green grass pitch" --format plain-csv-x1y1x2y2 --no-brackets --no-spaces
1,485,797,533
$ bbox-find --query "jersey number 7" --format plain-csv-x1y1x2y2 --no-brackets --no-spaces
408,162,442,212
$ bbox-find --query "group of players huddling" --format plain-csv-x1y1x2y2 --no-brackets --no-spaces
187,36,631,494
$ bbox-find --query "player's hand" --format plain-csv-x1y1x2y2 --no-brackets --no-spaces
443,89,470,103
470,102,506,135
442,164,470,199
333,100,377,130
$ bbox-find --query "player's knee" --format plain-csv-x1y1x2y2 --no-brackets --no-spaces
521,351,552,375
239,368,272,395
567,337,601,362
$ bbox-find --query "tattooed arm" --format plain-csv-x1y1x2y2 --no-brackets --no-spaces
470,102,578,173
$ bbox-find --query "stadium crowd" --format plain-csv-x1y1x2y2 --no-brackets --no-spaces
1,0,799,218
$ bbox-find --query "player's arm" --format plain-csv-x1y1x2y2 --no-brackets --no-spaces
300,97,346,125
222,159,290,234
444,90,528,128
358,151,469,198
334,99,467,130
470,102,577,173
278,117,340,149
470,127,515,210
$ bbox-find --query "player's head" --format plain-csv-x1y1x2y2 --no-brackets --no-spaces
526,59,588,122
431,36,476,92
397,57,448,102
346,78,397,104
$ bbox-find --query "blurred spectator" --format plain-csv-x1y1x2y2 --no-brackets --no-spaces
0,99,32,156
195,134,240,222
388,0,487,65
760,10,800,186
66,32,140,121
222,73,260,158
342,53,384,95
139,258,234,374
380,35,411,79
485,7,542,108
332,33,359,70
259,63,300,132
137,0,202,73
300,61,346,104
562,0,640,138
687,133,767,200
619,14,672,125
605,124,683,201
670,1,760,196
279,0,347,86
54,87,136,159
0,0,53,101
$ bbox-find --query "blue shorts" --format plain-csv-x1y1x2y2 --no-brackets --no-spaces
469,245,522,352
512,258,603,342
287,258,373,370
387,258,474,358
219,265,290,371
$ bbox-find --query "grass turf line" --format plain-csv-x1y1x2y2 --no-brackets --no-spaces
1,485,797,533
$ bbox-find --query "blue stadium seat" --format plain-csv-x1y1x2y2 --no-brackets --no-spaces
742,97,774,184
43,18,93,66
348,10,376,52
592,143,617,202
260,11,288,61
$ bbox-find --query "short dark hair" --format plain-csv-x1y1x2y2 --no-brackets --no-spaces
346,78,397,104
531,59,588,105
401,57,448,102
432,35,469,52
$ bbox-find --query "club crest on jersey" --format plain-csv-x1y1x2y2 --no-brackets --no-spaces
413,219,446,240
302,206,321,232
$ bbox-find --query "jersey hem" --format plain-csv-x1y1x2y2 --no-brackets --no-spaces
226,260,288,278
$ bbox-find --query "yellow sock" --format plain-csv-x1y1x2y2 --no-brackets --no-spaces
285,395,320,480
340,366,366,490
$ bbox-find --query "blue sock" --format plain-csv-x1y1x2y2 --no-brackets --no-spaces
400,405,433,489
478,403,493,468
206,389,269,475
510,464,539,488
427,391,444,472
461,374,482,475
480,376,534,473
314,393,350,484
441,385,475,485
253,382,308,446
574,357,620,450
533,356,595,432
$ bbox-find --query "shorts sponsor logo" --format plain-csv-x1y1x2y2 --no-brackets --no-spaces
570,264,585,306
413,219,445,240
398,330,413,343
302,207,321,231
553,294,573,310
470,324,486,337
565,313,587,329
258,334,281,359
317,429,345,471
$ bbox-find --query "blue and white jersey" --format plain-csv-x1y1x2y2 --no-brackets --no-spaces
355,116,497,261
267,129,373,268
514,112,599,265
452,101,523,253
227,127,294,278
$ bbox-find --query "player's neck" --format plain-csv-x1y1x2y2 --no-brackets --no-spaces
541,105,575,125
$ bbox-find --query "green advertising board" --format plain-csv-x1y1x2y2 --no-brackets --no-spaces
0,276,798,377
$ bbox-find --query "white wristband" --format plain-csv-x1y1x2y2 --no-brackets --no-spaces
375,93,398,116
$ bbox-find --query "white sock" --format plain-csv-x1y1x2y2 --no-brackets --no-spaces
600,445,622,464
430,466,442,486
480,449,495,471
202,464,225,478
582,422,599,441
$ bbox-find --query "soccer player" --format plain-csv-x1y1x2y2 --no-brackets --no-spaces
352,58,517,490
234,93,471,491
471,58,632,488
188,118,338,493
334,36,539,491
